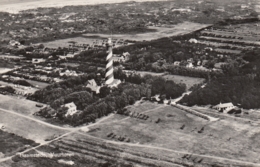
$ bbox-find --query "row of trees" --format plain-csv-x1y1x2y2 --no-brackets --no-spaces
28,73,98,103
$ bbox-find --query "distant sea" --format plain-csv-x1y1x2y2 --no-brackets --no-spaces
0,0,169,13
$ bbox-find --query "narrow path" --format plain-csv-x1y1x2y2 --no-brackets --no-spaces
0,108,75,131
171,91,192,104
0,110,115,163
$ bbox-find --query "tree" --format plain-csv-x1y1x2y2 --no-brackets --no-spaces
151,77,165,95
99,86,111,98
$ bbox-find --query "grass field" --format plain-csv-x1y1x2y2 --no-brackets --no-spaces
0,109,68,143
0,130,37,156
0,94,45,115
134,71,164,77
41,36,99,48
41,22,208,48
84,22,211,42
0,81,38,94
86,101,260,164
133,71,205,90
0,68,13,74
24,79,49,89
1,100,259,166
163,75,205,90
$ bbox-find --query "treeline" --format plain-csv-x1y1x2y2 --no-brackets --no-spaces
218,17,259,26
67,83,151,126
179,49,260,109
6,71,54,84
0,77,33,87
114,68,186,98
179,75,260,109
166,65,222,79
27,74,99,103
112,36,227,78
0,86,15,94
29,69,186,126
201,38,260,47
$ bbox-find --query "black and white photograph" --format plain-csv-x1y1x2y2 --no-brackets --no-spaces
0,0,260,166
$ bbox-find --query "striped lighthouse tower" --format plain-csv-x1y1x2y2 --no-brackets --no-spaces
105,38,114,85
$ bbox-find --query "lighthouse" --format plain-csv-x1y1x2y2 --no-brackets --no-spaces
105,38,121,87
105,38,114,85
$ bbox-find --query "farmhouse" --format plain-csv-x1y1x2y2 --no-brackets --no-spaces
86,79,101,94
213,102,235,113
189,38,198,44
63,102,77,116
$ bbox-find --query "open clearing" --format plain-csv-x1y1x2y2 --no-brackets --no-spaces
0,130,37,157
0,81,38,94
0,94,45,115
163,75,205,90
41,36,100,48
0,109,68,143
24,79,49,89
0,68,13,74
84,22,211,41
132,71,205,90
86,101,260,164
41,22,210,48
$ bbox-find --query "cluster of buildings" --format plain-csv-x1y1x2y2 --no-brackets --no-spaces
112,52,130,63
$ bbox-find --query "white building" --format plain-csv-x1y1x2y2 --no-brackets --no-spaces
213,102,235,113
189,38,198,44
86,79,101,94
63,102,77,117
